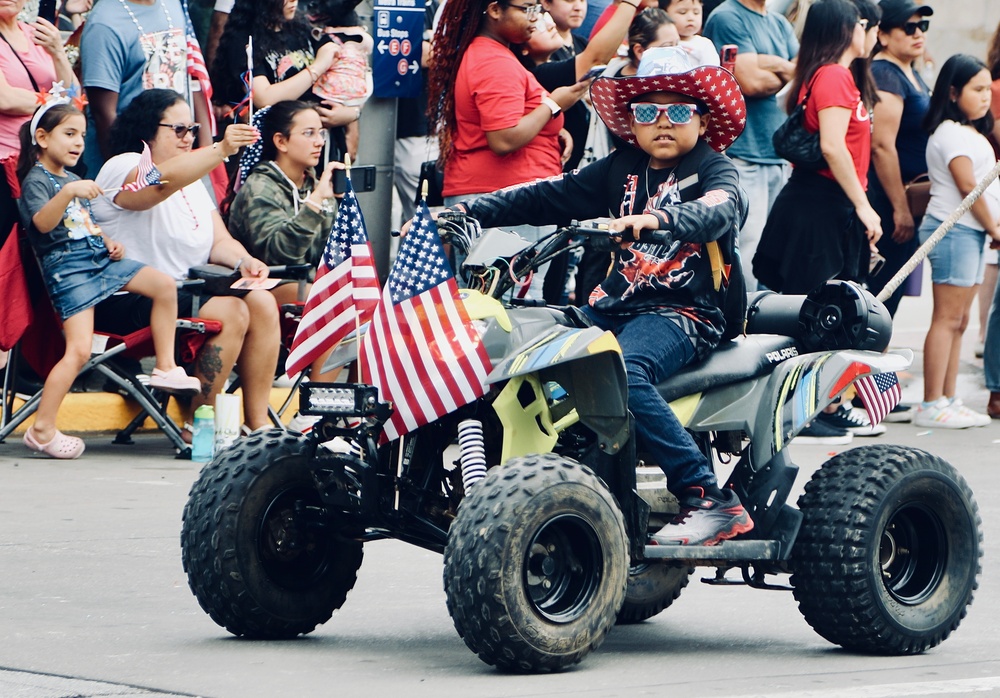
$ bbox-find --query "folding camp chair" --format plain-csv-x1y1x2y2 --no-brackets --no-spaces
0,278,221,460
187,263,312,429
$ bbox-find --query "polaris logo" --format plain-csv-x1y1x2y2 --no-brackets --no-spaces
765,347,799,363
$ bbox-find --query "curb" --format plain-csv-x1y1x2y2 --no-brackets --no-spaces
7,387,298,435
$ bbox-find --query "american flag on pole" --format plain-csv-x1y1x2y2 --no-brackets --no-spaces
855,371,902,427
122,142,162,192
360,201,493,442
284,178,379,377
182,0,215,133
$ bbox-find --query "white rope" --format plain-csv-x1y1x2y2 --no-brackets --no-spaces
876,159,1000,303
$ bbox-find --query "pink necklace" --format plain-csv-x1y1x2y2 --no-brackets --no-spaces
178,188,200,230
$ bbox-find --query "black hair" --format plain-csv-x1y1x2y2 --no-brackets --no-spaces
923,54,994,136
628,9,673,63
429,0,497,166
16,103,84,183
850,0,881,111
658,0,702,8
211,0,314,108
260,100,321,161
988,20,1000,80
108,89,187,156
787,0,858,114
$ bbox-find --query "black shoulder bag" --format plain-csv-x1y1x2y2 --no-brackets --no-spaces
772,81,827,170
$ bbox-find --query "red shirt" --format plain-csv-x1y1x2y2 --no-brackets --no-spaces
588,4,617,40
802,63,871,189
444,36,565,197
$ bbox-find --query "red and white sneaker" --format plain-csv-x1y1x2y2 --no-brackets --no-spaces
651,487,754,546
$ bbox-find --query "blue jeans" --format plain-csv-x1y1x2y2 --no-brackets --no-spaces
582,308,717,494
984,274,1000,393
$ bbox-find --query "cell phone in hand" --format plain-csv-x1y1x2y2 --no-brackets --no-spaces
37,0,58,24
582,64,607,81
720,44,737,73
333,165,377,195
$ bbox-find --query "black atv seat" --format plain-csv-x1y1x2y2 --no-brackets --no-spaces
656,335,798,403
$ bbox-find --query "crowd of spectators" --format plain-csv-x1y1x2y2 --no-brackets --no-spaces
2,0,1000,458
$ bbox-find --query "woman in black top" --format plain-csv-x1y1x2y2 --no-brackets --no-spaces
211,0,359,162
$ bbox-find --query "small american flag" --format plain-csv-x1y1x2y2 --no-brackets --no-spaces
361,201,493,442
182,0,215,133
122,142,162,192
856,371,902,427
285,178,379,378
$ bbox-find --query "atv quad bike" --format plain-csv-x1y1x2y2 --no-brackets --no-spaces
181,219,981,672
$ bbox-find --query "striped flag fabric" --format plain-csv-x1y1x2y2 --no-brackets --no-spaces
182,0,215,133
122,142,162,192
284,178,379,377
360,201,493,442
855,371,902,427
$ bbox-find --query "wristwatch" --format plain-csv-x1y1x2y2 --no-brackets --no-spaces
541,96,561,118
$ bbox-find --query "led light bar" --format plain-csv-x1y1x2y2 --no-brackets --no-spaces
299,383,380,417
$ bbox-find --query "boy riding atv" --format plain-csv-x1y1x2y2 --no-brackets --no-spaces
434,47,751,545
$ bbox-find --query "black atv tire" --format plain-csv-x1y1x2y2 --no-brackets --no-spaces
616,563,693,624
792,444,981,654
181,430,363,639
444,454,628,672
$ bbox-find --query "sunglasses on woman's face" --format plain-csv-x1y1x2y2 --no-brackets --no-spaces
630,102,702,126
158,122,201,138
902,19,929,35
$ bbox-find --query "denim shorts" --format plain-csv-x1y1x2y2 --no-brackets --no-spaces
918,216,987,287
39,236,145,321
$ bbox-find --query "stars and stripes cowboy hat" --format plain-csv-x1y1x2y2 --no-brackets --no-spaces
590,46,747,153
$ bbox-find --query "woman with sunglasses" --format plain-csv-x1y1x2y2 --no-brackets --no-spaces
863,0,933,319
429,0,591,298
89,89,282,440
753,0,883,443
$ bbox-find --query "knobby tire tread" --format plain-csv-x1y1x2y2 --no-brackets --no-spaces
791,444,981,654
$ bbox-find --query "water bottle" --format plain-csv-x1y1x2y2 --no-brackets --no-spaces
191,404,215,463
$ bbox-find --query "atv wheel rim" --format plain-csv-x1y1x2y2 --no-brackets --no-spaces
258,484,332,591
878,503,946,606
524,514,603,623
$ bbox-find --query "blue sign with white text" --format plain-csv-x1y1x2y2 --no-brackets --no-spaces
372,0,424,98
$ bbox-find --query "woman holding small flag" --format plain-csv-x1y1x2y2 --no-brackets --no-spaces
91,88,281,438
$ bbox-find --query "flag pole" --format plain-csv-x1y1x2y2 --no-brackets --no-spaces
348,153,363,383
246,36,254,123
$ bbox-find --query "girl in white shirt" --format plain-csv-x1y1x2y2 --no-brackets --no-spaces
915,54,1000,429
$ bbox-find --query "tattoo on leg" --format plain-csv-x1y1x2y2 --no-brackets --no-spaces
197,345,224,399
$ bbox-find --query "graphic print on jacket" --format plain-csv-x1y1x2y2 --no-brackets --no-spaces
592,169,704,303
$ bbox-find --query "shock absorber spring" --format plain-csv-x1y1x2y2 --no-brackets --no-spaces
457,419,487,492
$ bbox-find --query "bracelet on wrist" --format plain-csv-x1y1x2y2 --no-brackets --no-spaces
621,0,639,7
212,142,230,163
234,257,246,273
306,65,318,82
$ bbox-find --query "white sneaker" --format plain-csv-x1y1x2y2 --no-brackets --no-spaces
912,398,978,429
948,398,991,427
287,412,320,434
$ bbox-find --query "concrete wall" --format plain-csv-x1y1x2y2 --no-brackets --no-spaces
923,0,1000,74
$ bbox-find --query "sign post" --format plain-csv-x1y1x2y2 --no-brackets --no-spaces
372,0,424,99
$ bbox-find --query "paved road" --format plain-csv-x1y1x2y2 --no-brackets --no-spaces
2,289,998,697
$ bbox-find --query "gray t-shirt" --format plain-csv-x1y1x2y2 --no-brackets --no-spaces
80,0,188,173
704,0,799,164
19,165,103,257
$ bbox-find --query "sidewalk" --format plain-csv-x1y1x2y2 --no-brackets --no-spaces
5,270,995,435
